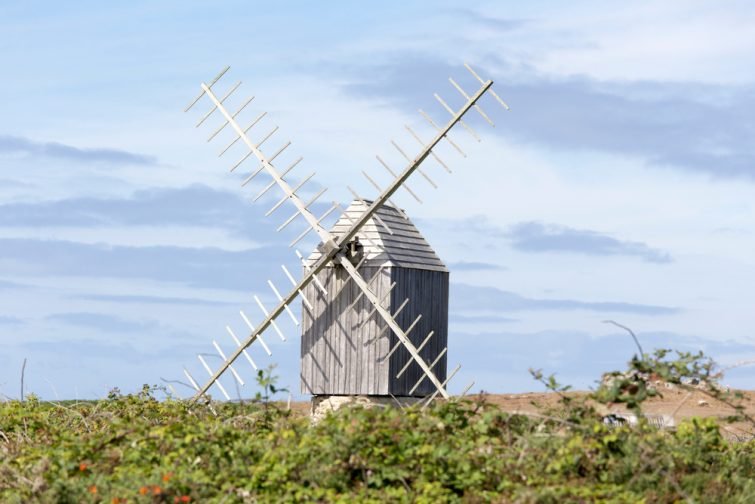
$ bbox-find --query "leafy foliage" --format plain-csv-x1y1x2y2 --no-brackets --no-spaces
0,358,753,502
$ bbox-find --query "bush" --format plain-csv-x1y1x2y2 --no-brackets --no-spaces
0,355,752,502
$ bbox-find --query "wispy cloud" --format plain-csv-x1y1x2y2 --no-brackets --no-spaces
18,338,161,367
6,327,750,399
446,216,507,239
450,313,518,324
506,221,672,263
447,261,506,271
443,9,528,31
0,184,315,241
0,315,23,326
0,279,28,289
0,178,31,189
444,217,671,264
0,238,285,291
73,293,235,306
338,56,755,180
451,283,679,315
0,135,157,166
3,338,236,399
46,312,158,333
452,329,755,392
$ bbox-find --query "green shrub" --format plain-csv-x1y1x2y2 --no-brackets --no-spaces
1,354,752,502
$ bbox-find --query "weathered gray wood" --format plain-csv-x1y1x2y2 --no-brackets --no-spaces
386,268,448,396
301,264,448,396
300,201,449,397
301,265,394,395
306,201,448,272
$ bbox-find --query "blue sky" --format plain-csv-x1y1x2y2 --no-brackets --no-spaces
1,1,754,400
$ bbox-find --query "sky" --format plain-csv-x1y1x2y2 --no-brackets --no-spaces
1,1,754,400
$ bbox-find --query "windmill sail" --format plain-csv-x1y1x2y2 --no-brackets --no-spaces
181,64,507,402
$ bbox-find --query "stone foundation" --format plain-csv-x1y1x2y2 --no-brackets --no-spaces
311,395,425,423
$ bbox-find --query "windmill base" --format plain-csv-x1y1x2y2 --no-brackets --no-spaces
310,395,425,422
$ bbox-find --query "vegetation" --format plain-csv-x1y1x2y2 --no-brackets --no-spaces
0,354,752,503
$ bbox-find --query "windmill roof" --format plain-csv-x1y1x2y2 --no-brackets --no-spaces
306,200,447,272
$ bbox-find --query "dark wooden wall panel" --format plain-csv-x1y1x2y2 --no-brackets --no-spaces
387,268,449,396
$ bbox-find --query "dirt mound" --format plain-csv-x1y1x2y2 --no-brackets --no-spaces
475,388,754,439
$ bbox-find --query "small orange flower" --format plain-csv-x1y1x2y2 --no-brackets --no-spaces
139,486,149,495
88,485,97,494
152,485,162,495
180,496,191,503
79,463,88,472
162,472,173,482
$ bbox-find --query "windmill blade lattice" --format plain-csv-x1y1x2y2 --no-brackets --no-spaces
179,63,508,403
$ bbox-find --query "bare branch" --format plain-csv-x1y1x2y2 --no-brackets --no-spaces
20,358,27,402
603,320,644,357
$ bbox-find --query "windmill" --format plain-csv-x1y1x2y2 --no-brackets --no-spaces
177,63,509,409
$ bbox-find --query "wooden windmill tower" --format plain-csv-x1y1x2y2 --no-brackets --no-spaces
301,200,449,398
178,63,509,408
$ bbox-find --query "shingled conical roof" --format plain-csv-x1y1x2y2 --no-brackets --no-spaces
306,200,447,272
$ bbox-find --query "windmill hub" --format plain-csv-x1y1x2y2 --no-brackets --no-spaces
343,237,364,266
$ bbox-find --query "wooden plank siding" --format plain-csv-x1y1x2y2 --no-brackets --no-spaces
300,266,392,395
300,265,449,396
300,200,449,397
388,267,449,396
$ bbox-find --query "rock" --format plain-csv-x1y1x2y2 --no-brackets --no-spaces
310,395,424,423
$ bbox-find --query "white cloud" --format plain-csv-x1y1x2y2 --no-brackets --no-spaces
532,1,755,84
